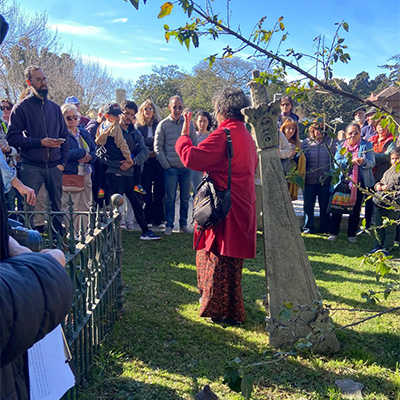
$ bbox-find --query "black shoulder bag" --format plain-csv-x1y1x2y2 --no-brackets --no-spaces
192,128,233,243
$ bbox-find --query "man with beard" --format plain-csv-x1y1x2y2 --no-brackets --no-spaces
7,65,68,234
101,100,161,240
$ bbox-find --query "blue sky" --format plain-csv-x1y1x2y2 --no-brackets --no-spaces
13,0,400,83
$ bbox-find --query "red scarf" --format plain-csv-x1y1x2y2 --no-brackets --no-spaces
343,139,360,206
369,133,394,153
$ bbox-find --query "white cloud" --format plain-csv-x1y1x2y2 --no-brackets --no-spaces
48,21,126,44
80,55,166,71
111,18,128,23
159,47,173,52
90,11,116,17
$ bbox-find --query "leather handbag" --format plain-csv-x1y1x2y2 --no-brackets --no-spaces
62,174,84,193
192,128,233,230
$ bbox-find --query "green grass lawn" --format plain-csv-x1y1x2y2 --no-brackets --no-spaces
79,231,400,399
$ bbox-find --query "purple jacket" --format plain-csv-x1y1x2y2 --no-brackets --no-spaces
7,93,69,168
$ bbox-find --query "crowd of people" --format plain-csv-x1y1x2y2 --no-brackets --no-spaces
1,64,400,329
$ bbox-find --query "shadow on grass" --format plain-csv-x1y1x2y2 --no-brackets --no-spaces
79,232,399,399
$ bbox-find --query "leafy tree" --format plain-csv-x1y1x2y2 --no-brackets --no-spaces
132,65,187,113
297,79,355,123
181,57,272,112
379,54,400,86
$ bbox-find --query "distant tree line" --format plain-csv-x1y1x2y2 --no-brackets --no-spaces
0,2,396,122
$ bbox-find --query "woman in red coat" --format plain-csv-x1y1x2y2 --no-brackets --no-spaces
176,88,258,324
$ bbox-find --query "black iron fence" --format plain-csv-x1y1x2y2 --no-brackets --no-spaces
8,194,124,399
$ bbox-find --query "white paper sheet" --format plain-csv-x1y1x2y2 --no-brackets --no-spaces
28,324,75,400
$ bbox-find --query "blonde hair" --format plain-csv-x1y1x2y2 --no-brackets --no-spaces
136,99,161,127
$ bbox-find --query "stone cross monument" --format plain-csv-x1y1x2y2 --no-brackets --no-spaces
242,71,339,353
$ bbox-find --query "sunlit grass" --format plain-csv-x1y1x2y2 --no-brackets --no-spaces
79,231,400,399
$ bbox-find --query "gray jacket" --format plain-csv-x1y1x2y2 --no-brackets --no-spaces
154,115,197,169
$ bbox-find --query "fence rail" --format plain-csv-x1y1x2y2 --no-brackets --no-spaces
8,194,124,399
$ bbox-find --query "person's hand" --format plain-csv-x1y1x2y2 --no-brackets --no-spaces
120,159,134,171
41,138,63,148
78,154,92,164
381,184,388,191
183,110,192,123
40,249,66,267
18,184,36,206
56,164,65,172
355,157,364,166
8,236,32,257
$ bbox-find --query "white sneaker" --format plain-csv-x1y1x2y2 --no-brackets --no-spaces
327,235,337,241
164,227,172,235
348,236,357,243
179,226,192,234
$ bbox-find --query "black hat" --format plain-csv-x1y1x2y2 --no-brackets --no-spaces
104,103,122,116
352,106,366,118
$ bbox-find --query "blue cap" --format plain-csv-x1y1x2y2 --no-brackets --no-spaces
64,96,80,105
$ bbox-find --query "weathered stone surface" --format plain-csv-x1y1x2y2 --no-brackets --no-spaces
335,379,364,399
241,71,339,353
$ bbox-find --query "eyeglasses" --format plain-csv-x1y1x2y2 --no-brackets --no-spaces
172,106,183,110
31,77,47,84
281,103,290,107
144,107,153,111
347,131,360,137
0,105,12,111
65,115,79,121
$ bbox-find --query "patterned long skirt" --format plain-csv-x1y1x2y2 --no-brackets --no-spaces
196,249,245,323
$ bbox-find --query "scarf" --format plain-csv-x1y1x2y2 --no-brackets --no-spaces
343,139,360,206
370,133,393,153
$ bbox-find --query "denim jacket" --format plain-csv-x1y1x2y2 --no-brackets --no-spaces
333,139,375,189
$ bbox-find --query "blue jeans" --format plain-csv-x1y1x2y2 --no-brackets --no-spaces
303,184,331,233
164,167,191,229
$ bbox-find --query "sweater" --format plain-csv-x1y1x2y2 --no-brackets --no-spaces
7,93,69,168
176,118,258,259
154,115,197,169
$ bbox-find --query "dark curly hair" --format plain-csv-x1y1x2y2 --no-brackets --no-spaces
213,87,250,122
194,110,213,131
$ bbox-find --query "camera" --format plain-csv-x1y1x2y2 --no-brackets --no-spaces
8,219,43,252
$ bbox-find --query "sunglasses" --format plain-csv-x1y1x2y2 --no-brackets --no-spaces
144,107,153,111
65,115,79,121
172,106,183,110
281,103,291,107
0,105,12,111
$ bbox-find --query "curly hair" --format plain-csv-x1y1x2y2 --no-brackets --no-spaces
136,99,162,127
213,87,250,122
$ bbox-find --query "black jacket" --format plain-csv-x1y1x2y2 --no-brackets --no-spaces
0,253,73,399
135,120,159,152
7,94,69,168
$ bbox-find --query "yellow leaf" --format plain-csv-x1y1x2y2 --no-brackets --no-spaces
158,2,173,19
